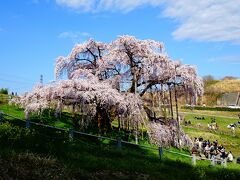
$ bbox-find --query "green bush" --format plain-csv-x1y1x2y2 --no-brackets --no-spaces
0,122,33,147
0,121,69,154
182,105,240,112
0,88,8,95
0,122,30,140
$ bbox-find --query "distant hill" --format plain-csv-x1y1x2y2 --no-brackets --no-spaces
206,79,240,94
204,79,240,106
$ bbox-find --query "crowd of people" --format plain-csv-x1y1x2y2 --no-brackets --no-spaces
191,137,234,163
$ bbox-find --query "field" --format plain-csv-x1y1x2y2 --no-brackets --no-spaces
1,119,240,179
1,98,240,179
180,108,240,156
1,99,240,156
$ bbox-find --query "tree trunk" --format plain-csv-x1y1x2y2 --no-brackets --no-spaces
95,105,111,134
121,114,124,129
72,104,79,127
117,114,121,130
185,86,188,105
161,84,167,120
174,83,180,145
168,84,173,119
130,70,137,93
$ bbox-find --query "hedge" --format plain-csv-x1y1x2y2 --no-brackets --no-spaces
182,106,240,112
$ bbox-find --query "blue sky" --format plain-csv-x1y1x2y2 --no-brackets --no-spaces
0,0,240,94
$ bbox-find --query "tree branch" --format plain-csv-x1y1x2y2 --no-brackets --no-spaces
75,58,95,65
140,81,158,97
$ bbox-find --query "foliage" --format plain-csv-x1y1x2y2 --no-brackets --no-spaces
202,75,220,105
222,76,238,80
148,121,192,147
0,122,240,179
0,94,8,104
55,35,203,98
10,79,144,134
203,75,219,88
0,122,33,147
182,105,240,112
0,88,8,95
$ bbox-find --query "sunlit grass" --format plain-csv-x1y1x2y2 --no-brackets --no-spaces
1,122,240,179
1,102,240,176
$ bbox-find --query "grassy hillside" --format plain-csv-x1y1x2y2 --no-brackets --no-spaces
0,94,10,104
203,79,240,106
1,97,240,179
180,109,240,156
0,122,240,179
206,79,240,94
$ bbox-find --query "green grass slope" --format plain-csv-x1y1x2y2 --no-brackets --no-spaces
1,99,240,179
0,122,240,180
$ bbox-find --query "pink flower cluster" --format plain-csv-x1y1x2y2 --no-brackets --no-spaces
55,35,203,97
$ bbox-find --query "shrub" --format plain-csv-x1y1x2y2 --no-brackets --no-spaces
182,106,240,112
0,122,34,148
0,88,8,95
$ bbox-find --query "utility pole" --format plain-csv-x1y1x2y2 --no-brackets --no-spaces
40,74,43,85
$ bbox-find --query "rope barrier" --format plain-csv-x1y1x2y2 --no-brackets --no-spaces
30,121,66,132
37,133,68,141
72,130,117,142
1,113,23,120
164,149,192,158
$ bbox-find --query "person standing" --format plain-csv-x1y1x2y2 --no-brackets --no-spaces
227,151,233,162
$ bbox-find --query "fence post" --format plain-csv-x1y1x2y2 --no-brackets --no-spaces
211,156,215,166
26,119,30,128
117,137,122,149
159,146,163,160
69,129,74,141
222,158,227,168
0,111,3,122
192,154,196,166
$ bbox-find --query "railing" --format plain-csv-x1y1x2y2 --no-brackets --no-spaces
0,111,230,167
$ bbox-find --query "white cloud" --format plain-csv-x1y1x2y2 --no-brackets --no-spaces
55,0,240,43
32,0,50,4
58,31,90,42
163,1,240,43
55,0,162,12
56,0,96,11
97,0,162,12
208,55,240,64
